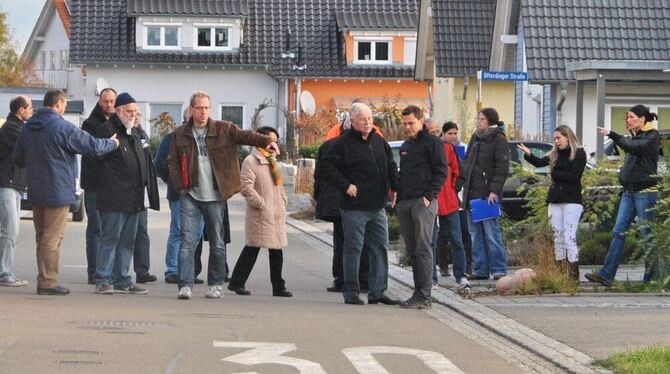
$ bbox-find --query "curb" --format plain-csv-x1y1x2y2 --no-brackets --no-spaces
286,216,611,374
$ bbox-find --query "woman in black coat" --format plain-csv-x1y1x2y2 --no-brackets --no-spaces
518,125,586,281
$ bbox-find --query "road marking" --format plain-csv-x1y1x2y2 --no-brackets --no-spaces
214,341,326,374
343,346,465,374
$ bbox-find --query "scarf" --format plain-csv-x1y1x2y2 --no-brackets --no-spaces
256,147,283,185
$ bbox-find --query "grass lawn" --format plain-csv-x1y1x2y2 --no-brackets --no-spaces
595,346,670,374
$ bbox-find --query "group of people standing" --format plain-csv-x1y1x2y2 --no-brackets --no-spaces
0,89,662,300
0,88,291,299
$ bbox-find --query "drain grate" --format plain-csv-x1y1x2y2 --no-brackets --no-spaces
54,349,101,355
57,360,103,366
77,326,123,331
72,320,172,328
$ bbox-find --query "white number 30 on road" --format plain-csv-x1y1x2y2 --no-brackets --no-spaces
213,341,465,374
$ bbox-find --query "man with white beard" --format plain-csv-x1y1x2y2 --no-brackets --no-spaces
92,93,152,295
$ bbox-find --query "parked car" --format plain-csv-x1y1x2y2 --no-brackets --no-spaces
604,128,670,174
20,176,85,222
389,139,553,220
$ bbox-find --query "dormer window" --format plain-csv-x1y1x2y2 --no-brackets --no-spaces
144,24,181,49
135,17,242,52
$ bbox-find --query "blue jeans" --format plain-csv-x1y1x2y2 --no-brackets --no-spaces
468,213,507,277
95,211,140,288
439,212,467,280
165,199,181,277
341,209,389,300
0,188,21,279
178,194,227,289
84,190,101,279
598,191,658,282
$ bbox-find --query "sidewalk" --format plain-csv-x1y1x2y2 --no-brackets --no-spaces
288,216,670,372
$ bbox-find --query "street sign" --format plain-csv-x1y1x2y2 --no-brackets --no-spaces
479,70,528,81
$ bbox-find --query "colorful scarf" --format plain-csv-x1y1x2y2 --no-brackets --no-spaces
256,147,283,185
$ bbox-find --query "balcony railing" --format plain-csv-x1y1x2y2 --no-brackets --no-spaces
35,69,68,89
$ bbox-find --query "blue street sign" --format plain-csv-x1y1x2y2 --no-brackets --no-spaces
480,71,528,81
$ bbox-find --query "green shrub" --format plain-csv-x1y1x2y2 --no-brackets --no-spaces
579,231,639,265
299,143,321,159
387,214,400,244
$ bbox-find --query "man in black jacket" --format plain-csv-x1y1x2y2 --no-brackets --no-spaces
314,136,369,293
81,87,116,284
322,103,399,305
92,93,154,295
0,96,32,287
395,105,448,309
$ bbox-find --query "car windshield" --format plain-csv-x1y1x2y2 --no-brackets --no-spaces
511,142,552,174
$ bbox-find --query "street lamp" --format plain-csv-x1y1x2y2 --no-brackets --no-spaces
280,30,307,161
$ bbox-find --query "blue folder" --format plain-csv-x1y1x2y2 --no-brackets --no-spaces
470,198,501,222
455,144,466,160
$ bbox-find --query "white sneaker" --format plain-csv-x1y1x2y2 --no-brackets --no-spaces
205,285,223,299
457,277,471,289
178,286,192,300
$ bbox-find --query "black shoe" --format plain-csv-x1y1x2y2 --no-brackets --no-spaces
227,285,251,295
368,295,401,305
584,272,612,287
344,296,365,305
87,277,95,285
326,285,343,292
37,285,70,296
466,274,489,281
273,288,293,297
399,296,431,309
224,276,231,283
164,274,178,284
194,277,204,284
136,273,157,284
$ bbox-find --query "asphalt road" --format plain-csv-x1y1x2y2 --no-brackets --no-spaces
2,195,524,373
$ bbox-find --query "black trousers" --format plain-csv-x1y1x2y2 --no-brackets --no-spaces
459,210,473,273
133,210,151,277
332,219,369,288
229,246,285,291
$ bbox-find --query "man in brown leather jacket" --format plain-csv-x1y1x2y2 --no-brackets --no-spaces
167,91,279,300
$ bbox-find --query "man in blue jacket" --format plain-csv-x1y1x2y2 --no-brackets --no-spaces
13,89,119,295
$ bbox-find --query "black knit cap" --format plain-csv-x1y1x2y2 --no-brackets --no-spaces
114,92,136,107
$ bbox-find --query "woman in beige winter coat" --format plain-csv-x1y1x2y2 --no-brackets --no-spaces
227,126,292,297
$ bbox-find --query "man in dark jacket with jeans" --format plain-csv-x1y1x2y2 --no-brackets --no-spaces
81,87,116,284
395,105,447,309
92,93,153,295
322,103,399,305
0,96,32,287
14,89,119,295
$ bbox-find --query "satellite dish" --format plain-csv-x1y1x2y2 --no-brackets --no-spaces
95,78,110,96
300,90,316,116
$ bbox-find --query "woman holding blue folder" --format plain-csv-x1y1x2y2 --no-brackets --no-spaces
517,125,586,281
460,108,509,280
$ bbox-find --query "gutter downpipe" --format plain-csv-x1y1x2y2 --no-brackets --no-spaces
461,76,469,136
556,82,568,126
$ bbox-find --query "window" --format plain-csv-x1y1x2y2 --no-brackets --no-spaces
50,51,57,69
196,27,230,49
38,51,46,70
221,105,244,128
354,39,392,64
60,50,69,69
145,25,181,49
149,103,183,138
